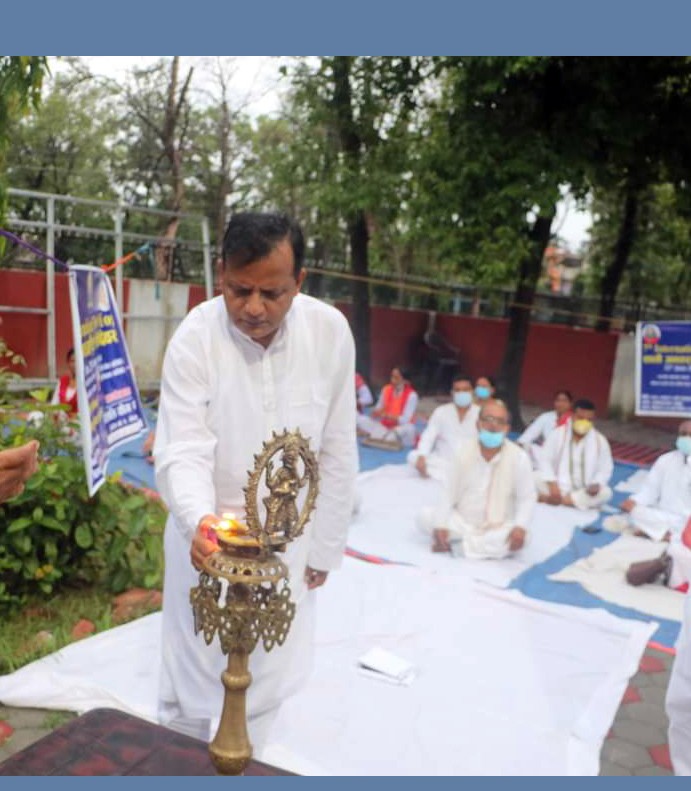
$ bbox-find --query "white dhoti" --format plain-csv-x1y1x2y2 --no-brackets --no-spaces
158,516,315,750
535,473,612,510
356,414,416,447
416,506,516,560
667,592,691,775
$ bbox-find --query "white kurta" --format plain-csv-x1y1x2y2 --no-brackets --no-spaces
517,410,566,469
632,450,691,526
408,402,479,481
154,293,357,739
429,438,536,559
667,590,691,775
538,425,613,510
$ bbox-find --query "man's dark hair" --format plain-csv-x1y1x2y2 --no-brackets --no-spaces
222,212,305,276
476,374,495,388
555,389,573,401
573,398,595,411
393,365,410,381
66,347,75,360
452,373,473,386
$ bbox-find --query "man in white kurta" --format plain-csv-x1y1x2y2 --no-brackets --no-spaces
536,398,613,510
517,389,573,469
154,212,357,746
407,373,479,482
419,400,536,559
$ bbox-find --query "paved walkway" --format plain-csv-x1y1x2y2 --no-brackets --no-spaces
0,401,683,775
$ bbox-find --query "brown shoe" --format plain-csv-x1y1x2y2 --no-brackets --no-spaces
625,554,671,587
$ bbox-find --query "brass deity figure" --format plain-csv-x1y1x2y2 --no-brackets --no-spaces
190,429,318,775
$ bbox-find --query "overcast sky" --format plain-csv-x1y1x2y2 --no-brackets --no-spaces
54,56,593,251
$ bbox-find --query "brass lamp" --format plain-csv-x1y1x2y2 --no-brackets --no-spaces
190,429,319,775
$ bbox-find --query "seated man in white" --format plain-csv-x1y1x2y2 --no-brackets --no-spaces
407,373,479,481
611,420,691,542
517,389,573,469
356,366,418,448
419,399,536,559
536,398,613,510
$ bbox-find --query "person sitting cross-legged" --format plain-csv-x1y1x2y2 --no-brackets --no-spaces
407,373,479,482
536,398,613,510
356,366,418,449
417,399,536,559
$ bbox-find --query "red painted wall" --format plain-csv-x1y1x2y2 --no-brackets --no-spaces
0,269,619,414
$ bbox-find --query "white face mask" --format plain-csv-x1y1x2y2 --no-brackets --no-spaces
453,391,473,408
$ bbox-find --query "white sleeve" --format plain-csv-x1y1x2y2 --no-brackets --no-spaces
416,408,441,457
594,434,614,487
399,391,419,425
434,446,462,528
514,449,538,528
307,319,358,572
518,412,548,446
538,429,560,482
154,314,218,543
50,385,60,406
357,384,374,409
632,456,665,507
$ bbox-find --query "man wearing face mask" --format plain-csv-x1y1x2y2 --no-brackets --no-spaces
421,399,536,558
473,375,495,406
536,398,613,510
407,373,479,482
611,420,691,543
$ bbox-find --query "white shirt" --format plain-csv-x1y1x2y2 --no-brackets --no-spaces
155,293,357,572
437,439,536,530
518,410,564,447
373,385,419,425
356,382,374,410
416,402,479,461
632,449,691,517
540,425,613,493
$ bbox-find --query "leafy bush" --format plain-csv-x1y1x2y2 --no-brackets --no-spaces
0,398,166,616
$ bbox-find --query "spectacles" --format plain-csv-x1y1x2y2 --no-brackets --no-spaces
479,415,508,427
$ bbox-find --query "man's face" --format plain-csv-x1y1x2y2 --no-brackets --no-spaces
554,393,571,414
573,407,595,424
221,240,305,348
390,368,404,388
477,401,509,436
452,379,473,397
679,421,691,438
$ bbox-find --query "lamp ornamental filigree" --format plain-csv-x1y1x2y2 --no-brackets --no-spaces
190,429,319,775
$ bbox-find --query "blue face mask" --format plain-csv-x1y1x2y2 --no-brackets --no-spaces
677,436,691,456
479,429,504,449
453,391,473,408
475,386,491,400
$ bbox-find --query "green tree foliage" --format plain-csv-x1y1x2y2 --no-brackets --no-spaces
0,56,49,233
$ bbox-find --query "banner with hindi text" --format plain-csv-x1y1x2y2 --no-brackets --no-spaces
68,265,147,495
635,320,691,418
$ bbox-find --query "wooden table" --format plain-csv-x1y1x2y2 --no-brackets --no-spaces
0,708,294,776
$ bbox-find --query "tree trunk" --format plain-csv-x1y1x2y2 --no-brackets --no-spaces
496,214,553,431
349,209,371,379
331,56,371,379
595,183,639,332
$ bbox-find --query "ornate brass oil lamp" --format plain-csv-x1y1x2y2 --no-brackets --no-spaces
190,429,319,775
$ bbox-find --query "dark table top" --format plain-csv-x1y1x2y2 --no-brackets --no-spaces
0,707,294,776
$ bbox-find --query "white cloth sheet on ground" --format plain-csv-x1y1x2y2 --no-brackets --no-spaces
350,464,597,588
549,533,685,622
0,557,654,776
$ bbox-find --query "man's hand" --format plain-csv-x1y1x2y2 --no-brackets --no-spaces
507,526,527,552
190,514,221,571
0,440,40,503
305,566,328,590
432,528,451,553
415,456,429,478
547,482,562,506
586,483,601,497
620,497,635,513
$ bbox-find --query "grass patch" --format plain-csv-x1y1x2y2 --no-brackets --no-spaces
0,586,160,676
